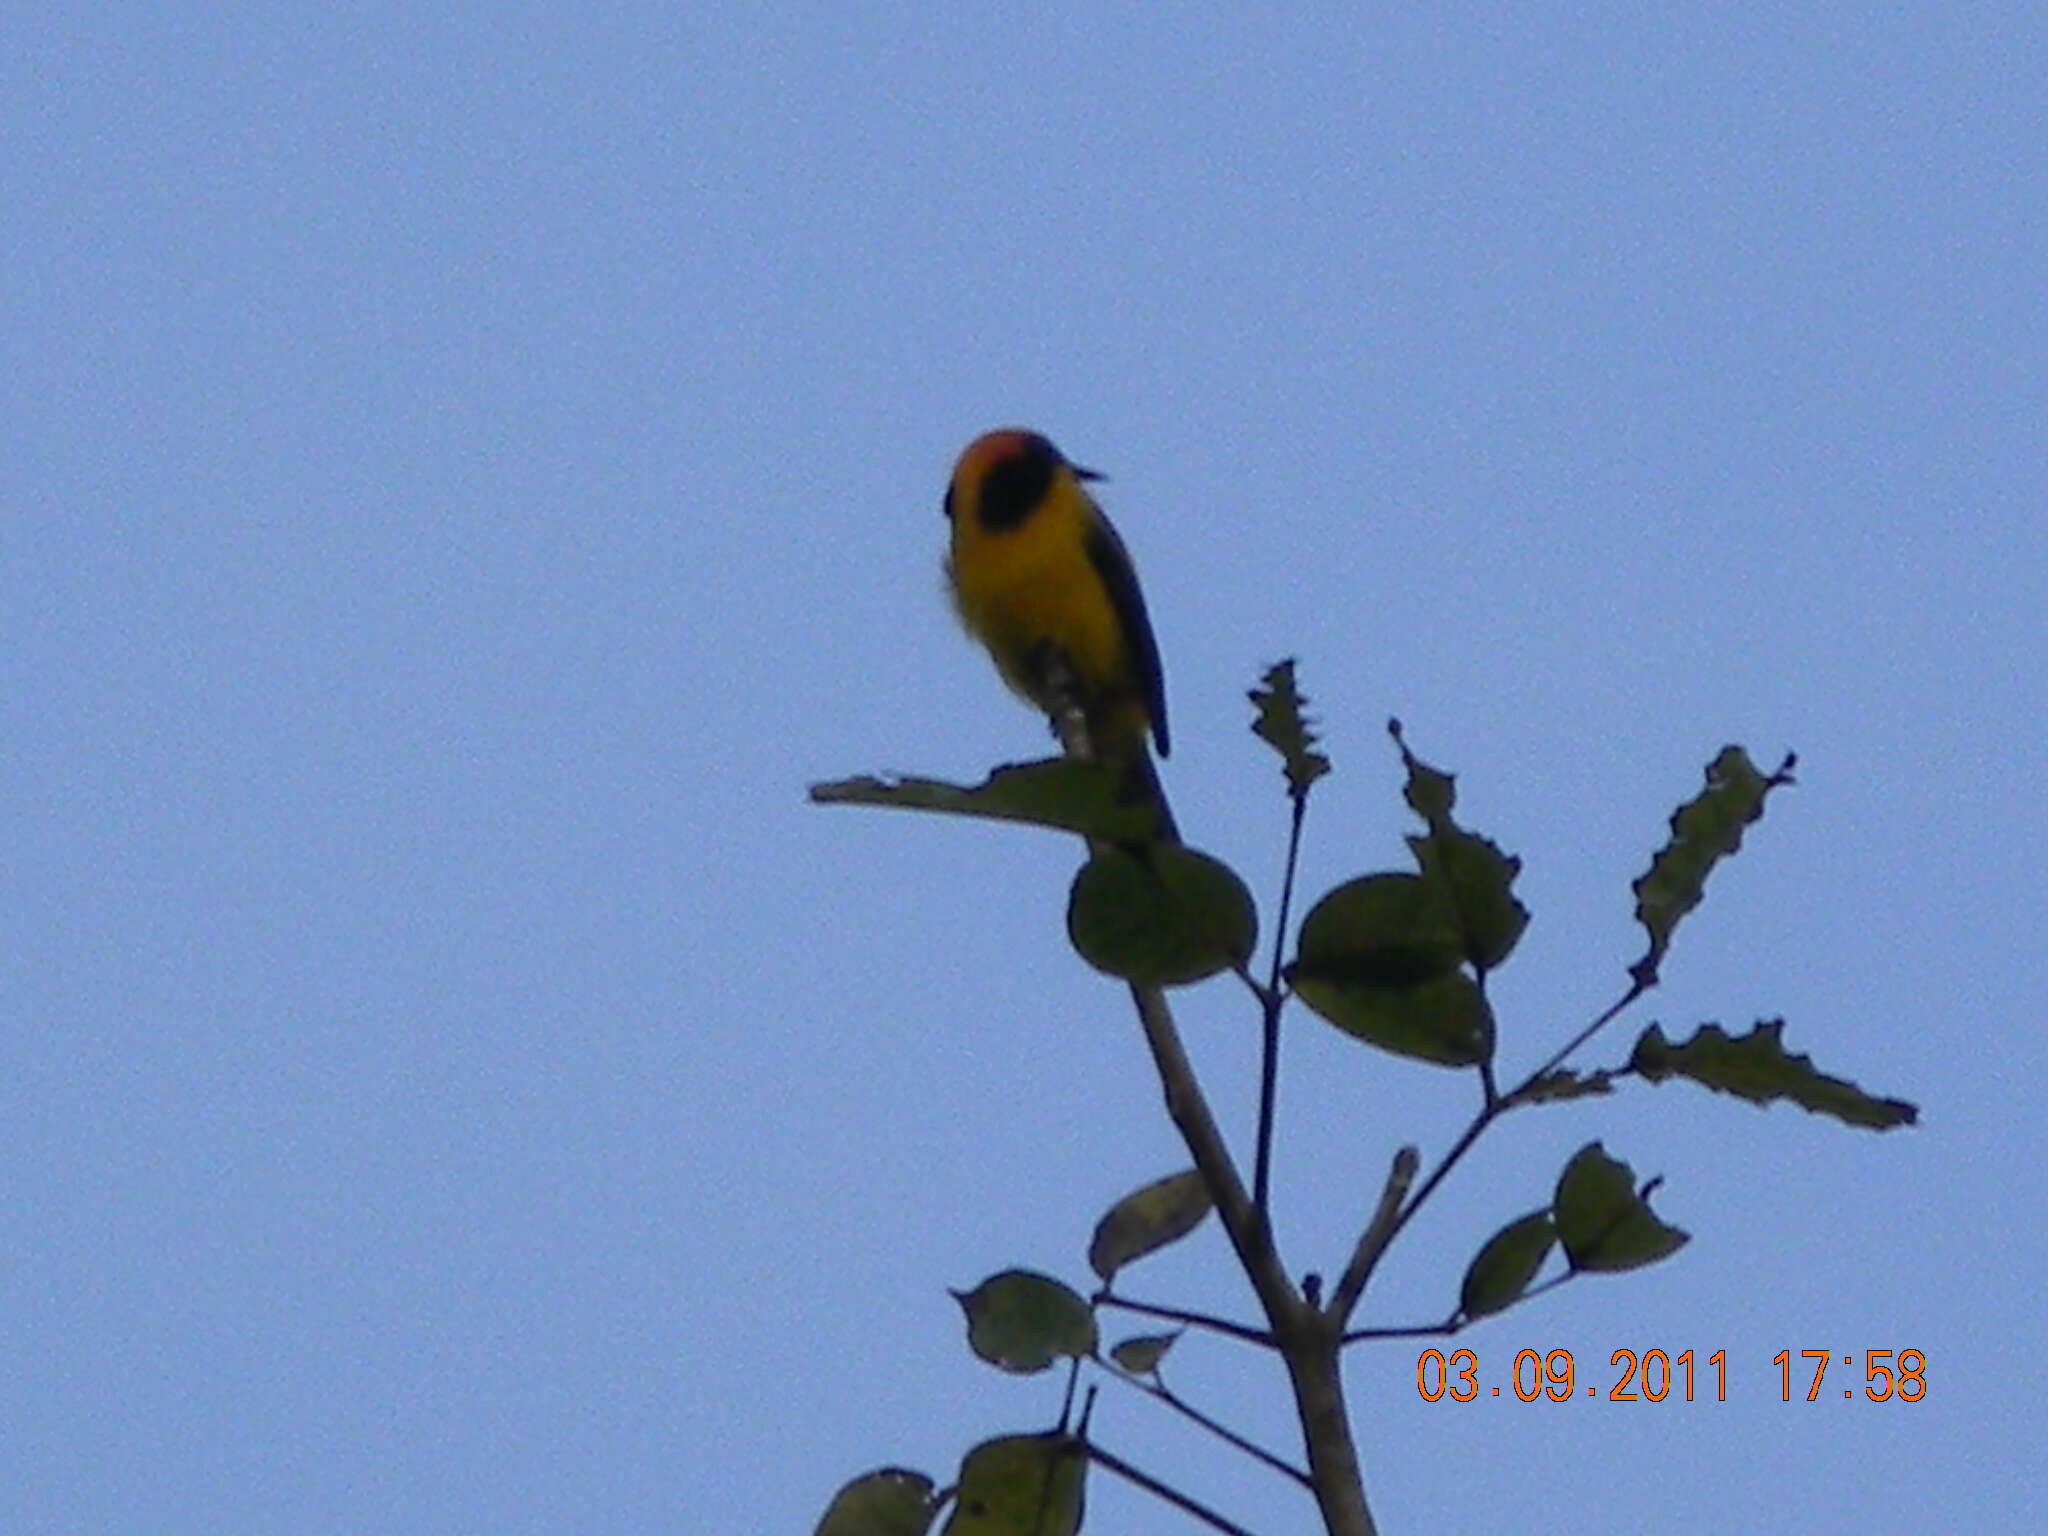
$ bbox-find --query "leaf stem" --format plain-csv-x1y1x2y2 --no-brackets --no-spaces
1105,1373,1312,1487
1343,976,1649,1304
1086,1444,1263,1536
1253,788,1309,1213
1094,1290,1275,1347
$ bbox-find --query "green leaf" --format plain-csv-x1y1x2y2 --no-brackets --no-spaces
951,1270,1097,1375
1554,1143,1689,1274
1088,1169,1213,1281
1459,1210,1557,1319
810,758,1163,843
941,1434,1086,1536
1632,746,1796,984
1248,659,1331,798
1294,968,1494,1067
1067,844,1257,987
1293,873,1464,987
1507,1069,1616,1107
1291,871,1493,1064
1391,722,1530,971
816,1468,941,1536
1408,833,1529,973
1108,1331,1181,1377
1629,1020,1918,1130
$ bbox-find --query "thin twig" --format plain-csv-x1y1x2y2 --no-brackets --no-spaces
1230,961,1273,1008
1342,1256,1578,1343
1346,975,1650,1303
1253,790,1309,1214
1349,1111,1492,1299
1340,1317,1462,1344
1517,1272,1575,1305
1330,1146,1419,1325
1105,1372,1312,1487
1087,1444,1263,1536
1517,976,1650,1092
1475,971,1499,1109
1095,1290,1275,1347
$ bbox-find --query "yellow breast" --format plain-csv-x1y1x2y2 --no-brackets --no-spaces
950,490,1128,700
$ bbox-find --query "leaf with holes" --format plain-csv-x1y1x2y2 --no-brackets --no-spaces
1632,746,1794,983
811,758,1162,844
1248,659,1330,798
1392,725,1529,971
815,1468,940,1536
940,1434,1086,1536
1630,1020,1918,1129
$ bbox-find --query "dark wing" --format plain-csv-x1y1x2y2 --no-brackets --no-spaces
1084,510,1170,757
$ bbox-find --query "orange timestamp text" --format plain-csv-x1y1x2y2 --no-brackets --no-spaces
1417,1348,1726,1402
1416,1347,1927,1402
1773,1348,1926,1401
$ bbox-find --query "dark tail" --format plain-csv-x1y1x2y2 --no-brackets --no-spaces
1121,746,1180,844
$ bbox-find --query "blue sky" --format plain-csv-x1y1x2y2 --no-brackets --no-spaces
7,5,2042,1532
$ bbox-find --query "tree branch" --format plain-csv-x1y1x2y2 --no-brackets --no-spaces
1043,658,1375,1534
1125,982,1376,1533
1126,982,1291,1317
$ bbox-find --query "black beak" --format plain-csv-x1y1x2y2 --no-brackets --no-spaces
1072,464,1107,483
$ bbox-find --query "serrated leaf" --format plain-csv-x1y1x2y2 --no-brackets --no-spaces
1632,746,1796,984
951,1271,1098,1374
1088,1170,1213,1281
1459,1210,1557,1319
1508,1069,1616,1107
1391,723,1530,971
816,1467,941,1536
1630,1020,1918,1130
1108,1331,1181,1376
1294,968,1494,1067
811,758,1163,843
941,1434,1086,1536
1248,659,1331,798
1391,718,1454,822
1554,1143,1688,1273
1407,832,1529,973
1067,844,1257,987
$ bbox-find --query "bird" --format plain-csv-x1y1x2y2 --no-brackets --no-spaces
943,428,1175,838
